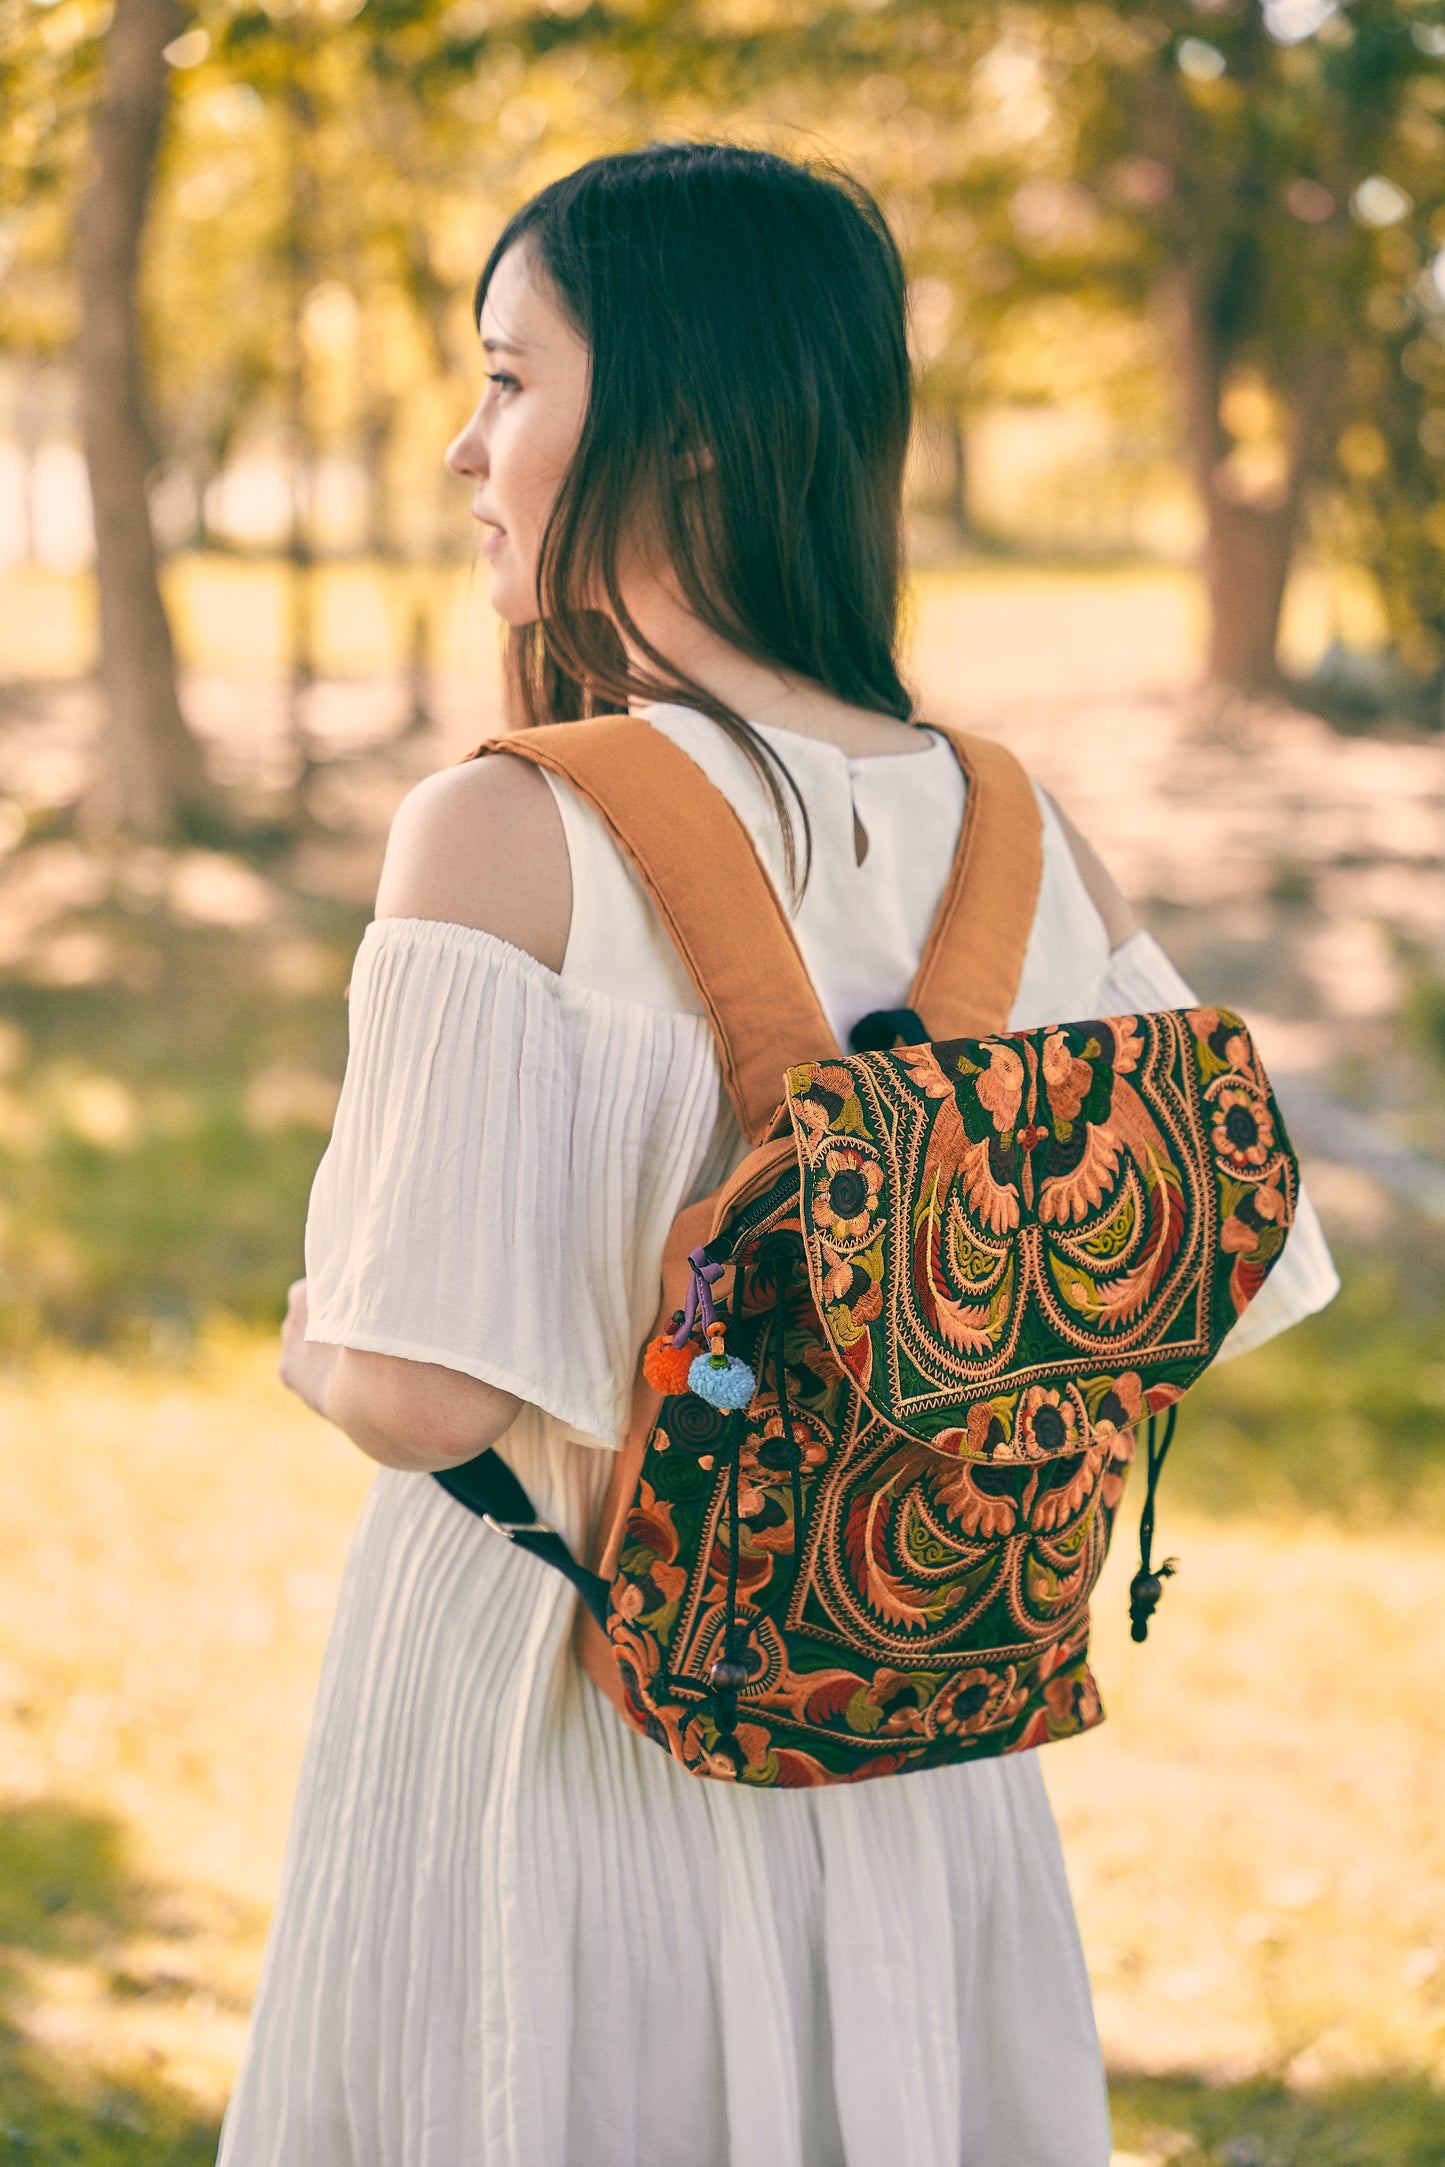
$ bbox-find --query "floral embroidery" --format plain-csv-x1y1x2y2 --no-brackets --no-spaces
975,1042,1025,1135
606,1007,1297,1788
811,1145,883,1244
1210,1084,1275,1172
1016,1384,1080,1458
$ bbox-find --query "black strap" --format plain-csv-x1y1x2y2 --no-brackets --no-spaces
433,1453,611,1628
848,1007,929,1053
1128,1406,1180,1643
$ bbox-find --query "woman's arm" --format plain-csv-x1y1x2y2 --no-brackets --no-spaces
280,756,571,1469
375,751,572,962
1044,792,1138,952
279,1279,523,1469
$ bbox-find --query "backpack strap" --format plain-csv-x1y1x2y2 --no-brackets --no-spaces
479,715,1043,1127
907,724,1043,1039
479,716,840,1144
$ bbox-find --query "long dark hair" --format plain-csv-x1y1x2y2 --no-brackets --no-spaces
475,141,916,894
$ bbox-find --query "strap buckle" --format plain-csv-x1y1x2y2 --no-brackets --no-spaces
480,1513,554,1542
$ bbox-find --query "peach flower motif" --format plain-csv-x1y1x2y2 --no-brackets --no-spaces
932,1454,1019,1538
743,1409,830,1482
1110,1020,1144,1076
976,1043,1025,1135
1043,1664,1102,1734
896,1043,955,1099
1253,1175,1288,1224
1091,1370,1143,1447
794,1095,832,1137
1016,1384,1079,1458
1220,1210,1257,1255
1211,1086,1275,1172
810,1145,883,1243
1042,1030,1093,1124
1028,1445,1104,1532
1100,1458,1130,1512
929,1663,1028,1740
853,1279,883,1326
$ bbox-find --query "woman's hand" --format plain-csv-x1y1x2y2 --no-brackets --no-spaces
278,1278,340,1419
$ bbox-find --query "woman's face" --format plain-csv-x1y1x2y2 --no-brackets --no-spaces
444,243,590,625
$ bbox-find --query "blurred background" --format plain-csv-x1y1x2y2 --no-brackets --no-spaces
1,2,1444,2161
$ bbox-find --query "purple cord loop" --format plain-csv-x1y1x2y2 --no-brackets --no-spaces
672,1247,724,1348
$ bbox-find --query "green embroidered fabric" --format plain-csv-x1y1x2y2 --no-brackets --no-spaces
604,1007,1298,1787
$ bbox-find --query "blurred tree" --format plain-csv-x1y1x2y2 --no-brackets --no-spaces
1011,1,1445,691
75,0,210,833
10,0,1445,738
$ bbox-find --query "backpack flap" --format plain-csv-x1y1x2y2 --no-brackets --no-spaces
781,1005,1299,1458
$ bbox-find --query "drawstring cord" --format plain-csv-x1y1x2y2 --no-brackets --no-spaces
707,1410,748,1773
695,1244,747,1770
674,1247,724,1348
1129,1404,1179,1642
772,1278,806,1615
708,1273,805,1771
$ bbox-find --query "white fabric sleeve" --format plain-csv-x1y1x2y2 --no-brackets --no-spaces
304,917,722,1448
1088,928,1339,1361
1009,788,1113,1033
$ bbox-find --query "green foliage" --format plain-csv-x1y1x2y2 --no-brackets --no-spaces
8,0,1444,664
0,1803,222,2164
1167,1231,1445,1526
0,1805,137,1957
0,868,366,1350
1111,2069,1445,2167
2,838,1441,1534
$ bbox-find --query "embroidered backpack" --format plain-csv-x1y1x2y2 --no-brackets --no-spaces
435,717,1299,1787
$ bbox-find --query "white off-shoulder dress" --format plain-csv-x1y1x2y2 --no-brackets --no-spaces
219,706,1337,2167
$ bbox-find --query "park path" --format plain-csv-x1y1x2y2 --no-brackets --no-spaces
2,568,1442,1198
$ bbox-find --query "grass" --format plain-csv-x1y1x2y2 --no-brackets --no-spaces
1109,2072,1445,2166
0,880,366,1350
0,1341,1442,2161
2,839,1442,1517
0,1804,222,2163
1165,1232,1445,1528
0,1337,370,2159
1,559,1442,2156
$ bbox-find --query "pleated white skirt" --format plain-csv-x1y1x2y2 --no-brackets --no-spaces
219,1412,1111,2167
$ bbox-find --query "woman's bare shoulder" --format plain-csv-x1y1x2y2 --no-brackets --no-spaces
374,752,572,973
1041,791,1138,952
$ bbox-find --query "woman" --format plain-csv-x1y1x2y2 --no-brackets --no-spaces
220,144,1336,2166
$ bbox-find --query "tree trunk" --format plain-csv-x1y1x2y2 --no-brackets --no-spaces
282,18,317,781
1202,497,1298,690
75,0,208,835
1167,267,1337,694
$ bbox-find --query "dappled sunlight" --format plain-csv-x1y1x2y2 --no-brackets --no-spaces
0,1801,225,2161
0,571,1441,2156
0,1337,370,2137
0,1338,1441,2158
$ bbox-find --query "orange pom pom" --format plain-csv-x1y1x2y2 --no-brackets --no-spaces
643,1334,696,1395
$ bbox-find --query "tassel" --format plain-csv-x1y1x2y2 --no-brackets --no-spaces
643,1314,698,1395
688,1348,756,1411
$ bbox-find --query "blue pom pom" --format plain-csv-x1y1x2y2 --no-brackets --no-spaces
687,1351,756,1411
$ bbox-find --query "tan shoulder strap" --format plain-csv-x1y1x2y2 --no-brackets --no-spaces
908,724,1043,1040
480,717,839,1143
